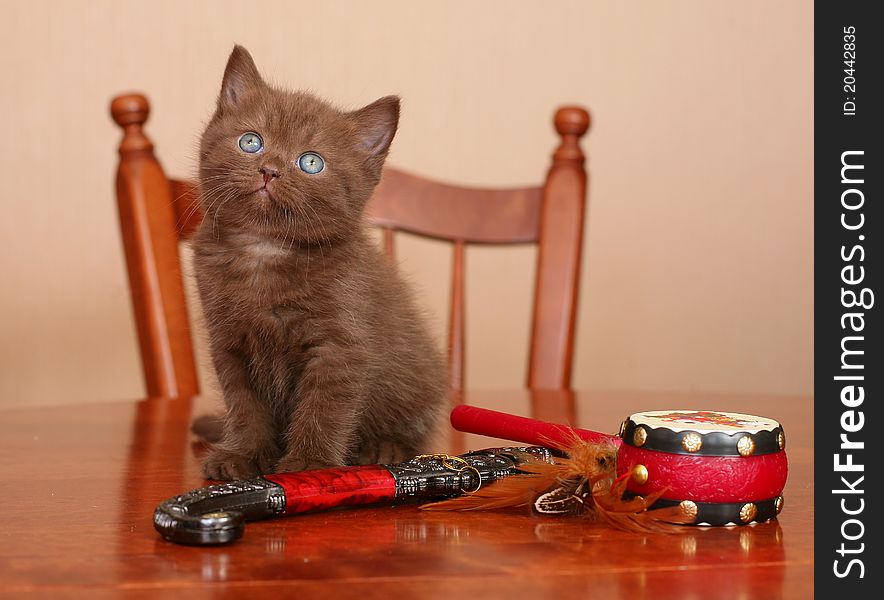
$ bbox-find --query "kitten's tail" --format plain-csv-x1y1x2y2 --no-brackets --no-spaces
191,413,224,443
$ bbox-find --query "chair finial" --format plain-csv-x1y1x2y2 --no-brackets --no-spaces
110,94,153,153
552,106,590,165
553,106,590,138
111,93,150,127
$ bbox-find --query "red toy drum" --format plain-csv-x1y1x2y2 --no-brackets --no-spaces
450,406,788,526
615,410,787,525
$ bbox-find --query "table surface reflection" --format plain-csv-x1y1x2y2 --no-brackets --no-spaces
0,390,813,599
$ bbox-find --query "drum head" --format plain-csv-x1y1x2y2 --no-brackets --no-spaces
620,410,785,457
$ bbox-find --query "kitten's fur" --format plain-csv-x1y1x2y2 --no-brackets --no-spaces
193,46,447,480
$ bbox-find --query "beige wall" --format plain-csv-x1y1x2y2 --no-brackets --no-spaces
0,0,813,408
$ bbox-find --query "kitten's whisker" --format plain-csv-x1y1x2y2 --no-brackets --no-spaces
210,189,239,239
178,185,218,229
189,182,231,228
300,204,320,250
301,201,329,259
286,207,298,252
279,206,294,254
292,202,313,275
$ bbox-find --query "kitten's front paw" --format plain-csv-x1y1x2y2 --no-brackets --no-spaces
202,448,276,481
355,440,416,465
274,456,336,473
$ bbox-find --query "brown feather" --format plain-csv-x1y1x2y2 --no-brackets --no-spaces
421,439,617,513
422,438,693,534
591,472,694,533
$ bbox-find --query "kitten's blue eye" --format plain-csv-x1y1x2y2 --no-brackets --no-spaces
297,152,324,174
238,132,263,153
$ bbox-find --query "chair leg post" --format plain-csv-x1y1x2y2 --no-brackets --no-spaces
528,107,591,391
448,240,466,397
111,94,199,398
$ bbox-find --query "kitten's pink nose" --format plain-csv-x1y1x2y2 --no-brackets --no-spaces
259,166,280,185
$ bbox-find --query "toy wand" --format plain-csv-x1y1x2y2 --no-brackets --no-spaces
451,405,788,526
154,446,553,545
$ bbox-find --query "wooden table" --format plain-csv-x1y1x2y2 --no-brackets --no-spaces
0,390,812,598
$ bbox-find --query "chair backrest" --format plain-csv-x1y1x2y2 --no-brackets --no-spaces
110,93,590,400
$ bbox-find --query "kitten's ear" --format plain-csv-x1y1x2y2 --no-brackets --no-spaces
218,45,264,109
351,96,400,157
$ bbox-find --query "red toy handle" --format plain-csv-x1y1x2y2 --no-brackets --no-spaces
265,466,397,515
450,405,617,447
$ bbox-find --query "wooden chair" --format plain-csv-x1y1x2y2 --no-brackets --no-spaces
110,93,590,401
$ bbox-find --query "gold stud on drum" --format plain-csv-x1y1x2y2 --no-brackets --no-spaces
681,432,702,453
739,503,757,523
679,500,698,520
631,464,649,485
737,435,756,457
633,426,648,447
777,431,786,450
775,496,784,514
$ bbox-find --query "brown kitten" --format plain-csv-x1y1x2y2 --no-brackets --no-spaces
192,46,447,480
